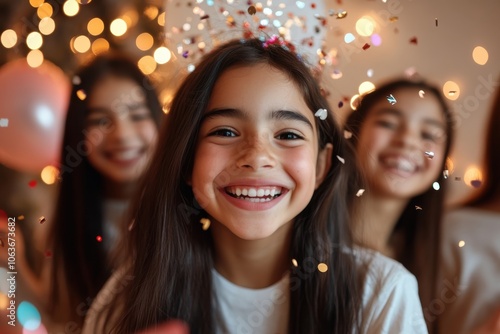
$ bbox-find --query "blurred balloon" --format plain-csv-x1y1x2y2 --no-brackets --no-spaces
0,58,70,172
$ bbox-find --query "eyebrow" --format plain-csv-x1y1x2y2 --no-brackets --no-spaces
374,108,446,129
203,108,313,129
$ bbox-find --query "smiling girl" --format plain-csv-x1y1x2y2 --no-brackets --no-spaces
345,78,454,332
82,38,428,334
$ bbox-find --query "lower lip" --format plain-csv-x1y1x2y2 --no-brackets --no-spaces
220,189,287,211
107,154,143,168
383,166,416,178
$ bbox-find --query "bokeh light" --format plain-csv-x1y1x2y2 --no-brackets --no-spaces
37,3,53,19
443,81,460,101
136,33,154,51
29,0,44,8
27,50,44,68
110,18,128,36
472,46,488,65
73,35,91,53
344,33,355,44
87,17,104,36
39,17,55,35
144,5,159,20
26,32,43,50
41,166,59,185
154,47,172,64
358,81,375,95
138,55,156,75
1,29,17,48
356,16,376,36
464,166,483,188
63,0,80,17
92,38,110,55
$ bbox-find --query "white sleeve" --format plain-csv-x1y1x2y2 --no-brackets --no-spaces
358,250,428,334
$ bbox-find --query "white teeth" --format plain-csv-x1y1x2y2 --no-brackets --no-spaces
110,150,140,160
227,186,282,199
384,157,417,173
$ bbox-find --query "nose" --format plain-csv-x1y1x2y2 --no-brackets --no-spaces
109,116,135,142
235,134,276,170
394,124,420,149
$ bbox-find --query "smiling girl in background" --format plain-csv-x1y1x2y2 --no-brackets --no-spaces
344,79,454,332
44,53,164,330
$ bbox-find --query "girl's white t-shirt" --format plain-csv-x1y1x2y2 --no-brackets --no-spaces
82,248,428,334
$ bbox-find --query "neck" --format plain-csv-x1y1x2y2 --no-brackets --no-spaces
103,179,135,200
353,193,408,258
212,223,292,289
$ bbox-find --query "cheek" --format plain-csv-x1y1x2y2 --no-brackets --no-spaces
140,122,159,146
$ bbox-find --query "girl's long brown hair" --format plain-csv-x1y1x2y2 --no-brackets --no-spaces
105,38,364,333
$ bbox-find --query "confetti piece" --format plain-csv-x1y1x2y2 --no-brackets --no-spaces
458,240,465,247
29,180,37,188
200,14,209,20
389,16,399,22
0,118,8,127
435,18,438,27
356,189,365,197
336,11,348,19
182,51,189,58
200,217,211,231
415,205,423,210
39,216,46,224
471,180,482,188
454,177,462,181
362,43,371,50
318,263,328,272
338,101,344,108
443,170,449,179
344,130,352,139
315,108,327,120
409,37,418,44
247,5,256,15
432,182,440,190
386,94,397,105
292,259,298,267
76,89,86,100
18,215,24,221
424,151,435,159
418,90,425,98
336,155,345,164
96,235,103,242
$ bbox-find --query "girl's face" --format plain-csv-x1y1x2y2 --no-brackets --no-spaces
191,64,331,241
85,76,158,184
356,87,447,199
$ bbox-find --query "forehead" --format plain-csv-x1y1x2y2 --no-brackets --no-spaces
88,76,145,108
368,87,446,125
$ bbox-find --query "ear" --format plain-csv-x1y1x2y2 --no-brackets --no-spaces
315,143,333,189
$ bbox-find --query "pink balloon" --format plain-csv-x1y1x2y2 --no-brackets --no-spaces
0,58,70,172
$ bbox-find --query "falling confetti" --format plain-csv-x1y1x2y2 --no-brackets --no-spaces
315,108,327,120
76,89,86,100
443,170,449,179
338,101,344,108
386,94,397,105
362,43,371,50
435,18,438,27
336,155,345,164
200,217,211,231
18,215,25,220
72,75,81,85
432,182,440,190
458,240,465,248
455,177,462,181
471,180,482,188
182,51,189,58
356,189,365,197
389,16,398,22
344,130,352,139
317,263,328,272
0,118,8,127
409,36,418,44
292,259,298,267
96,235,103,242
418,90,425,98
336,11,348,19
200,14,209,20
415,205,423,210
424,151,435,159
38,216,46,224
28,180,37,188
247,5,256,15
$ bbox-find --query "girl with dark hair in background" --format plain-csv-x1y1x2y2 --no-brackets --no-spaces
344,78,454,333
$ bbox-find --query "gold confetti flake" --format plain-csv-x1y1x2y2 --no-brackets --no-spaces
317,263,328,272
200,218,211,231
39,216,46,224
292,258,298,267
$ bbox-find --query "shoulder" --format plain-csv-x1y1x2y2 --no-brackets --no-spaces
82,265,132,334
352,247,428,334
